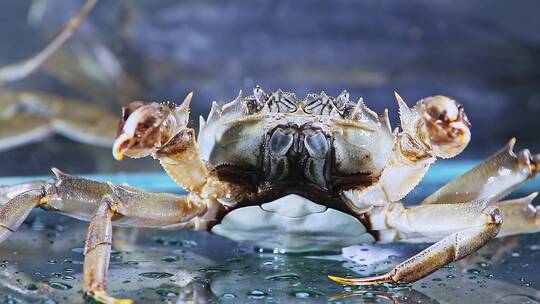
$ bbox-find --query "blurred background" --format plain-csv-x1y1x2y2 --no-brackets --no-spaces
0,0,539,176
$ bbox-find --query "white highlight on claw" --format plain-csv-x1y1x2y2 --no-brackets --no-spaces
122,106,148,137
112,133,131,160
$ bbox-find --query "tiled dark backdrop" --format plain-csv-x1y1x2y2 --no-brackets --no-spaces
0,0,539,175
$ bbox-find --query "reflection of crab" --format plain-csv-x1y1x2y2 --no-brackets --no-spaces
1,87,540,303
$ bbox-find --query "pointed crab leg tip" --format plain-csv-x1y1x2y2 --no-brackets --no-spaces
328,275,355,285
87,290,133,304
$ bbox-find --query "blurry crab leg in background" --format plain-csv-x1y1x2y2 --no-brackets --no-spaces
341,93,472,211
0,0,97,84
0,91,118,151
421,138,540,205
494,193,540,237
41,36,145,106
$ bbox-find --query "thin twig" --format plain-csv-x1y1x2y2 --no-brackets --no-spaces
0,0,98,85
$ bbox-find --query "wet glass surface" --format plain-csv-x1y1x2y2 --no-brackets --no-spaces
1,183,539,304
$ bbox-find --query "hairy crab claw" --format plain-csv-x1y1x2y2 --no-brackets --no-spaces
417,95,471,158
396,93,471,159
113,92,193,160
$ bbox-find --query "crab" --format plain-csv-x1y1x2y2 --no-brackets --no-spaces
1,87,540,303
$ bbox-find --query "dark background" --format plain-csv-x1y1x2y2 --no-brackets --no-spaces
0,0,539,175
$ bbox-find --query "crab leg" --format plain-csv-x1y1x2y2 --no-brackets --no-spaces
0,91,118,150
0,168,214,303
0,189,44,242
0,0,97,84
329,202,502,285
83,196,131,304
422,139,540,205
493,193,540,237
0,114,52,152
0,180,47,204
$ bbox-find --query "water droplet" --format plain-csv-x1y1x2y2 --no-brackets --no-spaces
247,290,267,299
530,244,540,251
294,292,310,298
477,261,490,268
152,236,196,247
51,272,62,278
25,283,39,291
124,261,139,266
446,274,455,279
155,288,178,297
161,256,178,262
288,289,324,298
110,251,123,261
138,272,174,279
467,268,481,275
62,275,75,281
221,293,236,299
46,281,72,290
265,273,300,281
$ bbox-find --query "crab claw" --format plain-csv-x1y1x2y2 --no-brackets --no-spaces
416,95,471,158
112,92,193,160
